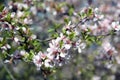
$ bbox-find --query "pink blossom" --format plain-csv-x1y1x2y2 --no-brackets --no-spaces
111,22,120,31
33,52,46,69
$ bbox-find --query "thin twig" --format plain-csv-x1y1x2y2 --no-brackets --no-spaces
74,17,89,28
37,17,89,42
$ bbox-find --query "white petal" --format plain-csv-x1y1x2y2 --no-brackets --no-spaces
31,34,37,39
6,44,11,49
22,27,27,32
14,37,19,42
80,43,86,49
60,53,66,57
4,60,10,63
64,44,71,50
20,50,26,56
17,11,24,18
44,59,51,67
78,48,82,53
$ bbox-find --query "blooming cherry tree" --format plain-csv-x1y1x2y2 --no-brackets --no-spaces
0,1,120,79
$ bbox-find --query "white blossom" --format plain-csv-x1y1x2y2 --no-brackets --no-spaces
30,6,37,15
64,44,71,50
44,59,53,67
30,34,37,40
17,11,24,18
14,37,19,42
60,52,66,57
1,46,7,50
33,52,46,69
111,22,120,31
24,18,33,24
92,76,101,80
6,44,11,49
0,37,3,41
11,12,15,18
20,50,28,56
22,27,27,32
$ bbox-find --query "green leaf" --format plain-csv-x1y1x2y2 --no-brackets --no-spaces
87,8,93,16
58,2,67,7
69,8,74,16
0,4,4,11
48,29,55,33
64,18,69,24
52,33,59,38
54,23,62,29
69,31,75,40
59,41,63,48
27,50,35,61
4,13,11,22
80,12,87,19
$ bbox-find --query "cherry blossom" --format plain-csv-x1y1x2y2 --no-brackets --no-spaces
111,22,120,31
33,52,46,70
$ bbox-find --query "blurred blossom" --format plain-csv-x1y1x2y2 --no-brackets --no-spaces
75,28,80,35
75,40,86,53
47,40,59,56
14,37,19,42
1,46,7,50
1,44,11,50
46,7,51,12
4,60,11,63
17,11,24,18
44,59,53,68
9,5,12,9
30,34,37,40
53,11,57,16
59,52,67,58
102,41,112,52
115,56,120,64
20,50,28,56
80,43,86,49
24,18,33,24
30,6,37,15
33,52,46,70
111,21,120,31
92,75,101,80
64,44,71,50
6,44,11,49
105,62,113,69
94,8,99,13
17,3,28,10
16,27,20,30
0,37,3,41
11,12,15,18
102,39,117,55
22,27,27,32
109,75,115,80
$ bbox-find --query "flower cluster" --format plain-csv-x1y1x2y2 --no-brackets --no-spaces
76,8,120,36
32,7,120,69
99,38,117,60
33,22,86,69
0,1,41,64
8,1,33,25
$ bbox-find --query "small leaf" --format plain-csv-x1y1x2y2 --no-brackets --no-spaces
64,18,69,24
69,8,74,16
87,8,93,16
48,29,55,33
